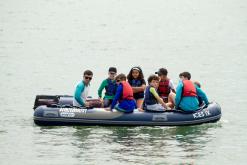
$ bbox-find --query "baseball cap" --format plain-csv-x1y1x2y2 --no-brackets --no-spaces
108,67,117,73
155,68,168,75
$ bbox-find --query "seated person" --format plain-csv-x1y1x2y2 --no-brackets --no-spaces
155,68,176,103
98,67,118,107
193,81,204,106
107,74,136,113
127,66,146,109
73,70,93,107
143,75,169,111
175,72,209,111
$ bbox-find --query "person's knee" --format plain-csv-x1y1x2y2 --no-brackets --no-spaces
169,92,175,98
168,92,175,102
103,99,110,107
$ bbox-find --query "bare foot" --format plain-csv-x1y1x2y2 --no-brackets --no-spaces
138,108,145,112
104,108,112,111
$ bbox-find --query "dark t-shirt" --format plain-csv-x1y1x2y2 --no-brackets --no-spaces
128,79,146,99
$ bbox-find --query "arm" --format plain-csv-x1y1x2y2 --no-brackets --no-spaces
196,87,209,105
98,79,107,98
132,84,146,93
110,84,123,110
169,80,176,94
150,87,167,108
132,79,146,93
175,82,183,108
74,83,85,106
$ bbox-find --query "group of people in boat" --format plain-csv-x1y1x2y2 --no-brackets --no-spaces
73,67,209,113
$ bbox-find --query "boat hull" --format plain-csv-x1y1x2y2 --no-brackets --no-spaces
33,102,221,126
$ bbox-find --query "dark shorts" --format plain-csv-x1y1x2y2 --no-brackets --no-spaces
134,92,144,100
103,98,113,108
161,96,168,103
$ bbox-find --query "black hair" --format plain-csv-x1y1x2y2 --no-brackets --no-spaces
156,68,168,76
194,81,201,88
127,66,144,81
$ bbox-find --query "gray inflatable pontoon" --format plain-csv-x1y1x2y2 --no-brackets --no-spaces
33,95,221,126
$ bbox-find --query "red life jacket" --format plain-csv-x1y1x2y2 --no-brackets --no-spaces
158,79,170,97
121,81,134,100
182,80,197,97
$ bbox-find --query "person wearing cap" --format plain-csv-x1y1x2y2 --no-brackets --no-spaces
73,70,93,107
155,68,176,103
127,66,146,109
98,67,118,107
175,72,209,111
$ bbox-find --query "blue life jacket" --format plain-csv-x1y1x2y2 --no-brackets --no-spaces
130,79,142,87
129,79,144,99
105,79,117,96
144,86,158,105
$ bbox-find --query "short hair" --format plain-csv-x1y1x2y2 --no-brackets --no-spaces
179,72,191,80
148,74,159,84
84,70,93,76
115,73,126,81
194,81,201,88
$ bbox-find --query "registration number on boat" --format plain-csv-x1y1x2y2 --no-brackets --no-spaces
152,114,168,121
193,110,211,119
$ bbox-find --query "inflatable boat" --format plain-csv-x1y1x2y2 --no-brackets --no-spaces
33,95,222,126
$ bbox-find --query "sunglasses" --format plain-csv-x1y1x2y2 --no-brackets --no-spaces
116,79,121,82
109,72,116,75
84,76,92,80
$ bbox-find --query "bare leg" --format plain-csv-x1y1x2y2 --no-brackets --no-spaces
167,92,176,109
136,99,144,109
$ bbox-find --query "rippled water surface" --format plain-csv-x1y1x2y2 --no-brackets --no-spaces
0,0,247,164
